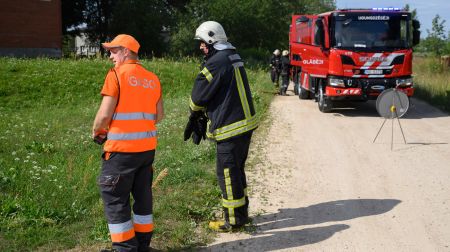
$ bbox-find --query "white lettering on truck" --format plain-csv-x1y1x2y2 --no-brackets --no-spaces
357,16,390,21
302,59,324,64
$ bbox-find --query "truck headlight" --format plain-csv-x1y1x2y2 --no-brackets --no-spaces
329,77,345,87
396,78,413,88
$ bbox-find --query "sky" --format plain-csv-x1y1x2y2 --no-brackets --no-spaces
335,0,450,37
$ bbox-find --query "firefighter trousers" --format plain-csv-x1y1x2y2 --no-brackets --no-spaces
280,74,289,95
98,150,155,252
271,68,280,87
216,132,252,226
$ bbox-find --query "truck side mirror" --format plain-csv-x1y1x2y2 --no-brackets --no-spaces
412,20,420,30
412,20,421,46
413,30,421,46
314,19,325,48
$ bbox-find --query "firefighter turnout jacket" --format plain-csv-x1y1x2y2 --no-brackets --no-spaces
270,55,282,72
190,50,258,141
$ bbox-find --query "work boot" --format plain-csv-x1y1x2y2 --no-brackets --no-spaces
209,220,244,232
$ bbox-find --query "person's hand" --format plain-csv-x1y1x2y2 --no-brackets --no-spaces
184,111,207,145
93,129,108,145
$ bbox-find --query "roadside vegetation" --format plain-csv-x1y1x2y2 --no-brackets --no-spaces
0,58,274,251
413,57,450,112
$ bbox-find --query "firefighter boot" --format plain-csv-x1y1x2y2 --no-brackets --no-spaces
209,220,243,232
209,220,232,232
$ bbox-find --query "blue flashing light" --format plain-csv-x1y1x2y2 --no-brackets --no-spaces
372,7,401,11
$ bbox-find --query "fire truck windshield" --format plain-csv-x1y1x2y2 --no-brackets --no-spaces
332,13,411,51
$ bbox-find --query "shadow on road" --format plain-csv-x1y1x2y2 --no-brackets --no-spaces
255,199,401,231
200,224,350,251
200,199,400,251
326,98,449,119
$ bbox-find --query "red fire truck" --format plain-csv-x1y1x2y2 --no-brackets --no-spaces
289,8,420,112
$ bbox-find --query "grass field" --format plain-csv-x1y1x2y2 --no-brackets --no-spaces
0,57,274,251
413,57,450,112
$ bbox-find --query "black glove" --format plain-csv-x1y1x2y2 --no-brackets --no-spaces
184,111,208,145
183,115,195,141
194,113,207,140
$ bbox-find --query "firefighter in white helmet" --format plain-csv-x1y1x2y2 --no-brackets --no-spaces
280,50,291,95
184,21,258,232
270,49,282,87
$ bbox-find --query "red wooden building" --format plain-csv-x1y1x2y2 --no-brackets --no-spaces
0,0,62,58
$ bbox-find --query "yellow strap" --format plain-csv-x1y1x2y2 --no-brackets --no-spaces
224,168,236,224
207,115,258,141
224,168,233,200
235,68,251,118
214,115,257,135
189,97,205,111
201,67,213,82
222,197,246,208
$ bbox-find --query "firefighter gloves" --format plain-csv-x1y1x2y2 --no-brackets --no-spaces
184,111,208,145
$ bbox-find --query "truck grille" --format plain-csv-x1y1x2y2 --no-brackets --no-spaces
354,78,397,90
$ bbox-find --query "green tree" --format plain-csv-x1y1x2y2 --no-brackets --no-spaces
169,0,335,57
83,0,117,55
109,0,172,57
404,4,418,20
422,15,447,55
80,0,174,56
61,0,86,35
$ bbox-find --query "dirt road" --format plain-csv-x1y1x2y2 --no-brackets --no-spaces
200,87,450,251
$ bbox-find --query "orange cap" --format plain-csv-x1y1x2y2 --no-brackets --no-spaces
102,34,140,53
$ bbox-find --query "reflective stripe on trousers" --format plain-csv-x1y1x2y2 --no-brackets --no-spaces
216,133,252,226
109,220,135,242
133,214,154,233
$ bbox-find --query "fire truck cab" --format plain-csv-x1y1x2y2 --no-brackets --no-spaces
289,8,420,112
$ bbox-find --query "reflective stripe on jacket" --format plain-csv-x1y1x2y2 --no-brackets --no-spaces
104,61,161,152
190,50,257,142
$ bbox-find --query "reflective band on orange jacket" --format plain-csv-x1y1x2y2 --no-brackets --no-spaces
102,60,161,153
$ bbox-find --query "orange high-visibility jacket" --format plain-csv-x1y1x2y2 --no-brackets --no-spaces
102,60,161,152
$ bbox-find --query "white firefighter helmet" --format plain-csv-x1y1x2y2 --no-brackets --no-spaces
194,21,228,44
273,49,281,56
282,50,289,56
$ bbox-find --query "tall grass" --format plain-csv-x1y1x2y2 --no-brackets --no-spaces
0,57,274,251
413,56,450,112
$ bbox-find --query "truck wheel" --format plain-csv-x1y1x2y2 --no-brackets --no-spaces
318,83,332,112
298,84,310,100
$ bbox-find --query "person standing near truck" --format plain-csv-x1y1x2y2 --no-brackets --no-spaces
270,49,282,87
280,50,291,96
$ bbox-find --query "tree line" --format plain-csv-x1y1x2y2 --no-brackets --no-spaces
416,15,450,56
62,0,335,57
62,1,449,58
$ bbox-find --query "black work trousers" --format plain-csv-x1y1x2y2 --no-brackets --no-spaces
280,73,289,95
216,132,252,226
271,68,280,86
98,150,155,252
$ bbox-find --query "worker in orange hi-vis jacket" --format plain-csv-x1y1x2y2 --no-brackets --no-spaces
92,34,164,252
